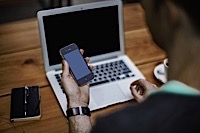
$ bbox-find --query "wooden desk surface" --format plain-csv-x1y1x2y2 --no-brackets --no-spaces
0,3,166,132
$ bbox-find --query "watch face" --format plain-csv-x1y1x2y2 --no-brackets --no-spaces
66,106,91,118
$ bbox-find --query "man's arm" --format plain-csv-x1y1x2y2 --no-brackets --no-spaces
67,100,92,133
61,52,93,133
130,79,159,102
68,115,92,133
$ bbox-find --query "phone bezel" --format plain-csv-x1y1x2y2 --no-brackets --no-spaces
60,43,94,86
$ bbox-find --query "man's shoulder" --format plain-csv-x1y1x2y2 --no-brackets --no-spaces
91,93,200,133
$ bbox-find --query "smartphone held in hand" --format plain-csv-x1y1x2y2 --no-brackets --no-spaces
60,43,94,86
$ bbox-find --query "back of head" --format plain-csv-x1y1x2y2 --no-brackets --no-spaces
169,0,200,34
145,0,200,51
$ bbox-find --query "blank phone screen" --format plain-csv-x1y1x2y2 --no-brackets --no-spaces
64,49,91,80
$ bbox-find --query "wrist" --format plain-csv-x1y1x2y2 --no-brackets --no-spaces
66,106,91,118
68,100,89,108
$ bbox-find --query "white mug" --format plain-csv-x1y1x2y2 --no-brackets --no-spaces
163,58,168,80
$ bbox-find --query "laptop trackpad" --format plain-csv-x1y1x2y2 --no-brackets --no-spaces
91,84,126,107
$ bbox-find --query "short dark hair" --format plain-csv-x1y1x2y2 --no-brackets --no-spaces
171,0,200,33
145,0,200,34
153,0,200,34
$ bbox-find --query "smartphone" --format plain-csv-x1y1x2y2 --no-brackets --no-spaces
60,43,94,86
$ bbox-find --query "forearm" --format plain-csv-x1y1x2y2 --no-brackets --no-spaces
62,54,93,132
67,101,92,133
69,115,92,133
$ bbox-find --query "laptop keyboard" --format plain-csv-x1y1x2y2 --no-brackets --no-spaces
55,60,135,93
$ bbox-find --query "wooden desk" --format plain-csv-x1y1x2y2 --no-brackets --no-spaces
0,3,166,133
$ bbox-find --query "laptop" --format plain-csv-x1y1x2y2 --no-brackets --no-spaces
37,0,145,116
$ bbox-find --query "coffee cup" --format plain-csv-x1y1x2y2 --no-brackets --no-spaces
163,58,168,80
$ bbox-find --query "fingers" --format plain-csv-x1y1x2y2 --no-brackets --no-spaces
80,49,94,71
89,65,94,71
130,79,157,102
131,86,144,102
85,57,94,71
80,49,84,54
131,79,158,91
131,79,147,89
130,78,160,102
85,57,89,63
80,49,90,64
80,49,88,62
80,49,90,63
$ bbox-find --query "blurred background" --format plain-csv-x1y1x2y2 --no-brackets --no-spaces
0,0,139,24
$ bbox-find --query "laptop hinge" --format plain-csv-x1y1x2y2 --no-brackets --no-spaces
90,56,118,64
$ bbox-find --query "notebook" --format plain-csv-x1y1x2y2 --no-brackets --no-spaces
37,0,145,116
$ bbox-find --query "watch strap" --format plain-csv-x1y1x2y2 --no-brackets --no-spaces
66,106,91,118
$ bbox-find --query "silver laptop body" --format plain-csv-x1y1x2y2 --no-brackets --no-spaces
37,0,145,116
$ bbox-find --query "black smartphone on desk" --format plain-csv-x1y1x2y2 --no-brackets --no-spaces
60,43,94,86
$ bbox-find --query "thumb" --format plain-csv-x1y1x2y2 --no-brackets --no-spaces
131,86,143,102
62,60,70,77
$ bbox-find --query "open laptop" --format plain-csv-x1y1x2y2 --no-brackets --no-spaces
37,0,145,116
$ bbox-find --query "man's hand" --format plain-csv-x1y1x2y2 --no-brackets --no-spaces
130,79,158,102
62,49,93,133
61,49,93,108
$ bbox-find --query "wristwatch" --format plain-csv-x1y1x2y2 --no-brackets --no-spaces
66,106,91,118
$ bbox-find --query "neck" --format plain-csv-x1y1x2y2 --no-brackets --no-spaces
167,29,200,90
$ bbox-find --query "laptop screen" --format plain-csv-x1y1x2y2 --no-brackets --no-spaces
43,5,121,66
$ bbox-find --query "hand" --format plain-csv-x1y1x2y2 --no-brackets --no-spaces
130,79,158,102
61,49,94,108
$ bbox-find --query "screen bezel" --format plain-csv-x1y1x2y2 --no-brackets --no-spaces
37,0,125,72
60,43,94,86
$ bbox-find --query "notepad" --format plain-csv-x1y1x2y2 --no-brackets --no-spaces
10,86,41,122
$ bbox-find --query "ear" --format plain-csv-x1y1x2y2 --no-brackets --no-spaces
165,1,183,28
